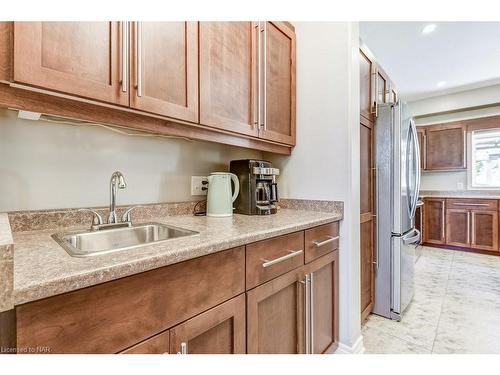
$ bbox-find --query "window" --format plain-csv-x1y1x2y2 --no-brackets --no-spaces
470,129,500,188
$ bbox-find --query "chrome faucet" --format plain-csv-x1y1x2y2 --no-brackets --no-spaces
108,171,127,224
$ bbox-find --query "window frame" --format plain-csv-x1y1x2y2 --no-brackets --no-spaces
467,128,500,190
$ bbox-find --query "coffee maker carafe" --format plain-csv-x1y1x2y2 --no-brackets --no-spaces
230,160,279,215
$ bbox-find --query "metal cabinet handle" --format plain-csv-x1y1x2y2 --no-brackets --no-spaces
178,342,188,354
120,22,128,93
441,201,445,241
309,273,314,354
452,203,489,207
261,249,303,268
261,22,267,130
136,21,143,97
303,275,310,354
312,236,339,248
254,22,260,127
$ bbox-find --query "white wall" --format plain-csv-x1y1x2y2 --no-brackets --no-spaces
411,92,500,191
0,108,260,211
410,84,500,117
266,22,363,353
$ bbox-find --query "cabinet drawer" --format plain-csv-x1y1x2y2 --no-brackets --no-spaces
121,330,170,354
16,246,245,353
446,199,498,211
246,231,304,289
304,222,339,263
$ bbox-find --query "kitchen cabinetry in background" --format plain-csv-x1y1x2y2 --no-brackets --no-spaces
417,128,426,169
130,22,199,122
417,122,466,171
422,197,499,254
423,198,446,244
1,21,296,155
14,22,128,105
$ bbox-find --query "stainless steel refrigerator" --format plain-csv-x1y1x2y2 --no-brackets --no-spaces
373,101,421,321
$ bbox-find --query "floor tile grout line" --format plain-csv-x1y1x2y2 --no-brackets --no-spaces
430,250,455,353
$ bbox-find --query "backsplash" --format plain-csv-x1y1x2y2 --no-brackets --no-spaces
0,108,261,212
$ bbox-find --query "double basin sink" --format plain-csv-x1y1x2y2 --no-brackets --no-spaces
52,223,199,257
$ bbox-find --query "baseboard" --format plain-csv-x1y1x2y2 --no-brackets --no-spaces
335,335,365,354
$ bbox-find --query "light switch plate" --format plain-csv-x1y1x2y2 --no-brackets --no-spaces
191,176,208,196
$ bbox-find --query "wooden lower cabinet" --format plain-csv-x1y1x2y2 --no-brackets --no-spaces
170,294,246,354
14,223,340,354
471,211,498,251
307,251,339,354
423,198,446,244
446,209,470,248
246,268,305,354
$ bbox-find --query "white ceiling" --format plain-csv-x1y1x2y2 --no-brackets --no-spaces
359,22,500,101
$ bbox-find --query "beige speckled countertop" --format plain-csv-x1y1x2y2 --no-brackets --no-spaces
0,213,14,312
419,190,500,200
13,209,341,306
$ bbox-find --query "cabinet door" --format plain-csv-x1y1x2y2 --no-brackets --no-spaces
415,204,423,243
446,209,470,248
199,22,259,137
130,22,198,122
259,21,296,145
423,199,446,244
247,268,304,354
425,123,466,170
471,210,498,251
308,251,339,354
377,71,387,104
169,294,246,354
13,22,128,105
359,49,373,121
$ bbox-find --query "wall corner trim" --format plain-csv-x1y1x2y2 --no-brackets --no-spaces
335,335,365,354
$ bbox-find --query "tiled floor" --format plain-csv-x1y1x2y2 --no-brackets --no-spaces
362,246,500,354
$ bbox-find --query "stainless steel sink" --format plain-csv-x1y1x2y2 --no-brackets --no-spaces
52,222,199,257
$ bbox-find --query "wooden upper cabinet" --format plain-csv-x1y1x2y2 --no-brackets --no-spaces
199,22,259,137
359,49,373,121
377,72,387,104
13,22,128,105
417,128,426,169
247,268,304,354
260,21,296,145
169,294,246,354
423,123,466,170
129,22,198,122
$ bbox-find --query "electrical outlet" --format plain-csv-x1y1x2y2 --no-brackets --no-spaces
191,176,208,196
457,182,464,190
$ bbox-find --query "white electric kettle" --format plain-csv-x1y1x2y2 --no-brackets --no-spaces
206,172,240,217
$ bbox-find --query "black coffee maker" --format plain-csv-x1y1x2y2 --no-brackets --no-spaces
230,159,279,215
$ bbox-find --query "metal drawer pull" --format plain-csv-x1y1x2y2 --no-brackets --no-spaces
452,203,490,207
261,249,303,268
312,236,339,248
178,342,188,354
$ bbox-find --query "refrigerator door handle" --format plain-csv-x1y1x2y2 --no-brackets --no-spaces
403,228,421,245
411,119,421,218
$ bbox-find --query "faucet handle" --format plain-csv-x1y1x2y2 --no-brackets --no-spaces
122,205,142,223
78,208,104,227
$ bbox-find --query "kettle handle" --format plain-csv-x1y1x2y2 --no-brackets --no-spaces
230,173,240,203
